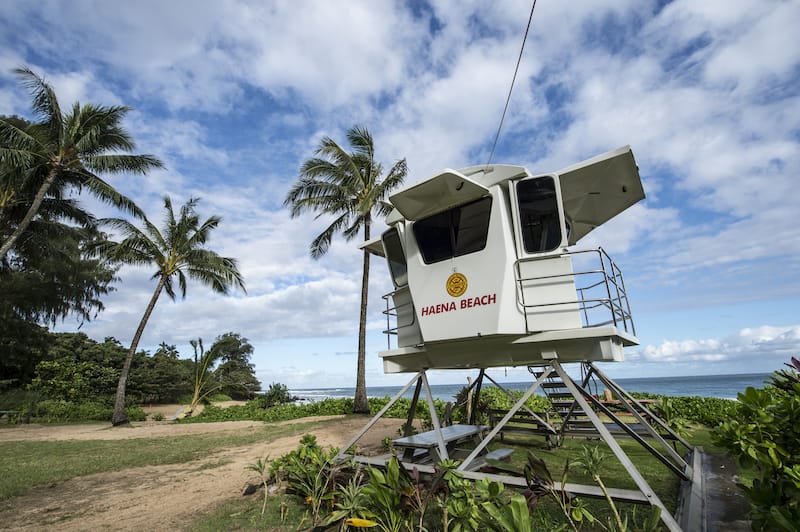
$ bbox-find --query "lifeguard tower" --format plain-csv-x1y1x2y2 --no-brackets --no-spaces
337,146,703,531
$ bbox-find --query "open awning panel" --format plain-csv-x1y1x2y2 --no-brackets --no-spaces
555,146,645,245
389,170,490,221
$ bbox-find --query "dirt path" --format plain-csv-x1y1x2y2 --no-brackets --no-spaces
0,415,401,531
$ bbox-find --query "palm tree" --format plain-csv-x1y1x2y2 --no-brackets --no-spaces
0,67,163,261
94,196,245,425
284,126,407,413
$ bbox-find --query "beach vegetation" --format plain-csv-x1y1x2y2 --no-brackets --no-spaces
239,433,679,532
713,357,800,530
0,331,259,424
284,125,407,414
251,382,294,409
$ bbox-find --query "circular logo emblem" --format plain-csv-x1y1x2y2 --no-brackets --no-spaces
446,273,468,297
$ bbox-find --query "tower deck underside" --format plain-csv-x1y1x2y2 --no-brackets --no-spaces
380,326,638,373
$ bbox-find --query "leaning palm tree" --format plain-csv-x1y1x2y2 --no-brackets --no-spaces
284,125,407,413
94,196,245,425
0,67,163,261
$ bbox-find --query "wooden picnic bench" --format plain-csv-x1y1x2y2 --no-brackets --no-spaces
392,424,486,463
487,408,557,447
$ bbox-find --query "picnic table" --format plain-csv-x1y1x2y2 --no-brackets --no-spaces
392,424,486,463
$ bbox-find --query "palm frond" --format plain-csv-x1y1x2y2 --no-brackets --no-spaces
285,125,406,258
347,126,375,162
82,153,163,174
13,67,62,132
310,212,350,259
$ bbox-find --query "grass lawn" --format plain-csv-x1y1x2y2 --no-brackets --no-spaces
0,421,320,501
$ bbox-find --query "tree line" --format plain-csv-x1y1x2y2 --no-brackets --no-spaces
26,331,260,406
1,66,408,422
1,68,245,424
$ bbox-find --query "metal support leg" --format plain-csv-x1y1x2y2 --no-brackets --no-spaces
420,371,448,462
335,371,423,462
469,369,485,425
404,378,423,437
484,372,556,433
551,360,682,532
590,362,692,451
458,366,554,472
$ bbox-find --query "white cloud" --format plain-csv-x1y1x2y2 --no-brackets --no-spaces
6,0,800,385
634,325,800,363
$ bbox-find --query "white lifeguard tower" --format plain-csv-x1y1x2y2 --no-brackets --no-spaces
337,146,703,532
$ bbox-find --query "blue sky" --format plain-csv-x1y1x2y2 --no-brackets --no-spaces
1,0,798,389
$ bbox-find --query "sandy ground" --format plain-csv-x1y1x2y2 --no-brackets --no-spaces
0,410,402,531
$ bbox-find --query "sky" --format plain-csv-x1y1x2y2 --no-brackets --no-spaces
1,0,798,391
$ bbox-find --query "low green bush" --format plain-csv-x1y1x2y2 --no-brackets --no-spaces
449,385,551,425
0,388,38,412
207,393,233,402
183,395,452,424
714,359,800,530
33,400,145,423
655,396,739,427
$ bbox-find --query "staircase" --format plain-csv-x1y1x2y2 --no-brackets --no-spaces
528,365,596,440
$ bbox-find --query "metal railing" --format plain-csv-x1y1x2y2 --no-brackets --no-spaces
514,248,636,335
382,289,413,349
381,247,636,350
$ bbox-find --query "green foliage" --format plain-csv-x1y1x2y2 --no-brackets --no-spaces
30,359,119,402
134,343,193,403
714,361,800,530
452,385,550,424
207,393,233,402
654,395,739,427
480,493,534,532
24,333,194,406
251,382,294,409
246,455,271,515
0,68,160,386
186,395,452,425
33,400,145,423
268,435,344,527
651,396,692,438
322,471,370,528
209,332,261,400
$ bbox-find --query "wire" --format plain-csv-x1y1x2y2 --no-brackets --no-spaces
485,0,538,168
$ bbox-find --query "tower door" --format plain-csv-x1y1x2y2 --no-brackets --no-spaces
510,174,581,332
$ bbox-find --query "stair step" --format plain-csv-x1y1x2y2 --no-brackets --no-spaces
564,419,594,427
551,401,577,407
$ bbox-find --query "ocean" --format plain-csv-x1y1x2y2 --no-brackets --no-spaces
289,372,772,403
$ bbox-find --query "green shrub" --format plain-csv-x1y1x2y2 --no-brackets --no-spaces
151,412,165,421
33,400,145,423
647,396,738,427
714,361,800,531
0,388,38,411
449,385,550,425
207,393,233,402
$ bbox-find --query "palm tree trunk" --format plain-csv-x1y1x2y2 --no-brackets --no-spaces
0,167,58,261
112,275,166,425
353,220,371,414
